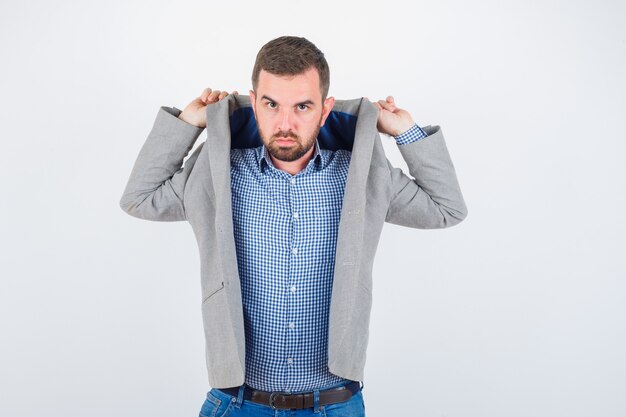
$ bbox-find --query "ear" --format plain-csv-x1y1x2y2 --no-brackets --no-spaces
320,96,335,127
249,89,256,119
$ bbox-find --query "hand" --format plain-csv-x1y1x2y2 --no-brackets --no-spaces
178,88,239,128
372,96,415,137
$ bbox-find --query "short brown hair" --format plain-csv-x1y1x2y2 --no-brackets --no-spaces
251,36,330,102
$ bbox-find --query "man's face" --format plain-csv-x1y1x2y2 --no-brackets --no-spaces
249,67,335,163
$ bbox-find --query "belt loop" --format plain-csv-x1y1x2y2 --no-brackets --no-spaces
313,388,321,413
235,384,245,408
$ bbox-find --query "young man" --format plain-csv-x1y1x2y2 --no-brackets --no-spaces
120,36,467,416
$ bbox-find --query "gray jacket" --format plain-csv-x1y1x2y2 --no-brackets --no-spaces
119,95,468,388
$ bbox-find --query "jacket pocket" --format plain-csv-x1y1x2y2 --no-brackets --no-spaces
200,280,232,380
201,281,225,305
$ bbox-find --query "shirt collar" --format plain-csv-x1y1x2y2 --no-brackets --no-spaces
258,139,324,173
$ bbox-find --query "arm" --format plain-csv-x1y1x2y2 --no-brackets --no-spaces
118,106,204,221
119,88,237,222
374,96,468,229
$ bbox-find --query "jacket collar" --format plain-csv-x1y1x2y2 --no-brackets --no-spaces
221,96,362,152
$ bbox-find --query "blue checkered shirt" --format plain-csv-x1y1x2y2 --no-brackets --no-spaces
230,123,427,393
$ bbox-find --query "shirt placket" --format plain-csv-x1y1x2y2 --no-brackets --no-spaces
284,170,301,392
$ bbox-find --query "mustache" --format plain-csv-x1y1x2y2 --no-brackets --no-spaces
272,131,299,141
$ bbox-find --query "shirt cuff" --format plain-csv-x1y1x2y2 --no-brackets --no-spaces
393,123,428,145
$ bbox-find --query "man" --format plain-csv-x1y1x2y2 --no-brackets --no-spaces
120,36,467,416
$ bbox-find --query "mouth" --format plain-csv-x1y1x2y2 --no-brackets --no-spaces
275,137,295,145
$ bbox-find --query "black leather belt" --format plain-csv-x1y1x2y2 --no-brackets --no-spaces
217,380,362,410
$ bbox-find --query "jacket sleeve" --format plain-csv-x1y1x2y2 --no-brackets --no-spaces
385,124,468,229
119,106,205,222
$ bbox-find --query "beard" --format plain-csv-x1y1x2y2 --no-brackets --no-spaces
257,115,323,162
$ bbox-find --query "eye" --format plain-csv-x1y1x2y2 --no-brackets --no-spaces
266,101,277,109
297,104,308,111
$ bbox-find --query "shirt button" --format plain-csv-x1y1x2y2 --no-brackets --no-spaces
293,212,299,219
291,178,296,185
290,285,296,293
287,358,294,365
292,248,298,255
288,322,295,329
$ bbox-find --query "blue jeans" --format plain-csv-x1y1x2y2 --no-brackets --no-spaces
198,380,366,417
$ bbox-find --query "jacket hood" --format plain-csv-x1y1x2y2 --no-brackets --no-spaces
223,95,367,152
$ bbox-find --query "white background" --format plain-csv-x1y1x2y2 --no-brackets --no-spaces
1,1,624,416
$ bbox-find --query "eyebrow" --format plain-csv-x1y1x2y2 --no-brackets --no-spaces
260,95,315,107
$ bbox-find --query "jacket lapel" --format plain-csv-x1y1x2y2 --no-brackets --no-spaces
333,98,377,271
326,99,378,356
203,98,247,358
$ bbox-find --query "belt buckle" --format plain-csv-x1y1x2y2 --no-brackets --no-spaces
269,392,281,410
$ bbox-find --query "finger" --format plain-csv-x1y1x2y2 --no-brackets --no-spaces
233,90,239,95
218,91,228,100
209,90,221,101
379,99,397,112
377,99,395,111
208,90,222,101
201,88,213,102
386,96,397,112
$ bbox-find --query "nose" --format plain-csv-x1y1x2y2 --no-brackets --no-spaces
278,108,293,132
